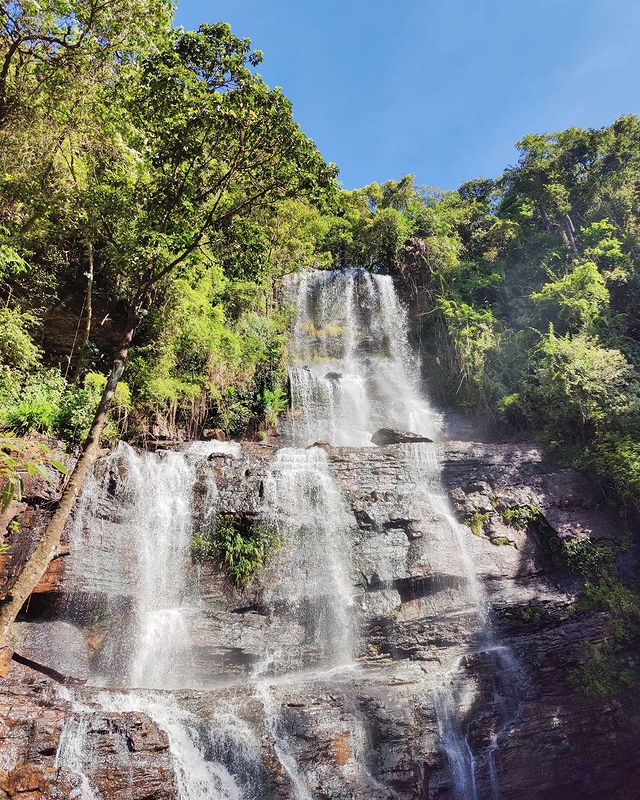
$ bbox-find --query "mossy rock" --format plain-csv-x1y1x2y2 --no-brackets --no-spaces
490,535,513,546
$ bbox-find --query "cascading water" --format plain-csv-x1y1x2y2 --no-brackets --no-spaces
281,269,520,798
101,691,265,800
68,440,237,689
50,267,520,800
284,269,440,446
260,446,355,670
54,714,97,800
62,439,254,800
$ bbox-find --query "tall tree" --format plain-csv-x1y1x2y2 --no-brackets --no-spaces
0,22,336,651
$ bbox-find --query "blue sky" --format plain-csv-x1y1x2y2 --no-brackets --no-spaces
175,0,640,190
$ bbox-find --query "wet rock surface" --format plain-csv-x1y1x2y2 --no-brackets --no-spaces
0,665,174,799
0,441,76,602
440,440,640,799
2,438,639,798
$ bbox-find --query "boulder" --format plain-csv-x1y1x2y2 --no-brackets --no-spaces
202,428,226,440
307,440,331,450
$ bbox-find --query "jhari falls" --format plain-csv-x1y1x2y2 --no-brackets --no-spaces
2,268,638,799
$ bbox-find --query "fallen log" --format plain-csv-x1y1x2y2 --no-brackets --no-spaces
11,651,87,686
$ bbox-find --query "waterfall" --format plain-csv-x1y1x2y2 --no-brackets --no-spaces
284,269,440,447
99,691,263,800
68,440,238,689
282,270,520,797
66,440,253,800
52,267,520,799
54,715,97,800
260,446,355,671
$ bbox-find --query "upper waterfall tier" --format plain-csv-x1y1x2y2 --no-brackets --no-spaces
281,269,441,447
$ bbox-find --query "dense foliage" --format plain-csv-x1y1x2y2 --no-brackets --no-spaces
1,5,639,530
192,514,281,586
1,1,639,702
318,118,640,513
0,1,336,452
322,126,640,698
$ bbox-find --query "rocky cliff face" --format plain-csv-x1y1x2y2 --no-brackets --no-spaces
441,441,640,800
0,664,174,799
1,437,639,799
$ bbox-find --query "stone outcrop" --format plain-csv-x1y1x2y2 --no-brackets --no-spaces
2,437,639,798
0,441,76,603
440,441,640,799
0,664,174,799
371,428,434,446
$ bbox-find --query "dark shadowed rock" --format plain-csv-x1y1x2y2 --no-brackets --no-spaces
202,428,226,440
371,428,433,446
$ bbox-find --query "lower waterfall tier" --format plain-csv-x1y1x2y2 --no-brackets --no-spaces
3,439,639,800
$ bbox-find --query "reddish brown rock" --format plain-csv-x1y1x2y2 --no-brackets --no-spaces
0,666,174,799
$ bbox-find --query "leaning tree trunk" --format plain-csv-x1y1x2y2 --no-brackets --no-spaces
0,314,138,656
563,214,579,258
72,241,94,385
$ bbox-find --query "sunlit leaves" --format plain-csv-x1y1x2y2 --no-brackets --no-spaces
532,260,610,330
0,432,66,512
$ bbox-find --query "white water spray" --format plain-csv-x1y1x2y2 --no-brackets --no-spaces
57,268,520,800
284,269,440,447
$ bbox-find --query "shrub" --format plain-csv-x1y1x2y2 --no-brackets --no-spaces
3,370,66,434
127,272,288,437
465,510,490,535
528,330,639,437
0,367,131,444
531,260,610,331
563,538,616,580
191,531,215,563
57,372,132,444
0,307,41,369
436,297,499,408
192,515,281,586
579,433,640,511
581,578,640,620
510,604,542,624
571,642,628,698
261,385,288,430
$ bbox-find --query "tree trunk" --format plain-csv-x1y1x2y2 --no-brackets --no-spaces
72,241,94,384
0,313,138,652
11,651,86,686
563,214,579,258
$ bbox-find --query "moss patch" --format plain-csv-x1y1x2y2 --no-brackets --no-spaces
465,510,490,535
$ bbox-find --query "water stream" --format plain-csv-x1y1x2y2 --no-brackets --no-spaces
54,268,519,799
284,269,439,446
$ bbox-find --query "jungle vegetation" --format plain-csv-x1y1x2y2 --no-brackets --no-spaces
0,0,337,646
1,3,639,630
319,121,640,515
0,0,336,451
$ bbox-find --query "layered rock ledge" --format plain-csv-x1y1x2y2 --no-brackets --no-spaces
1,438,639,799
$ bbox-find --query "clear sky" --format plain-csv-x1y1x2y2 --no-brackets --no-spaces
175,0,640,190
